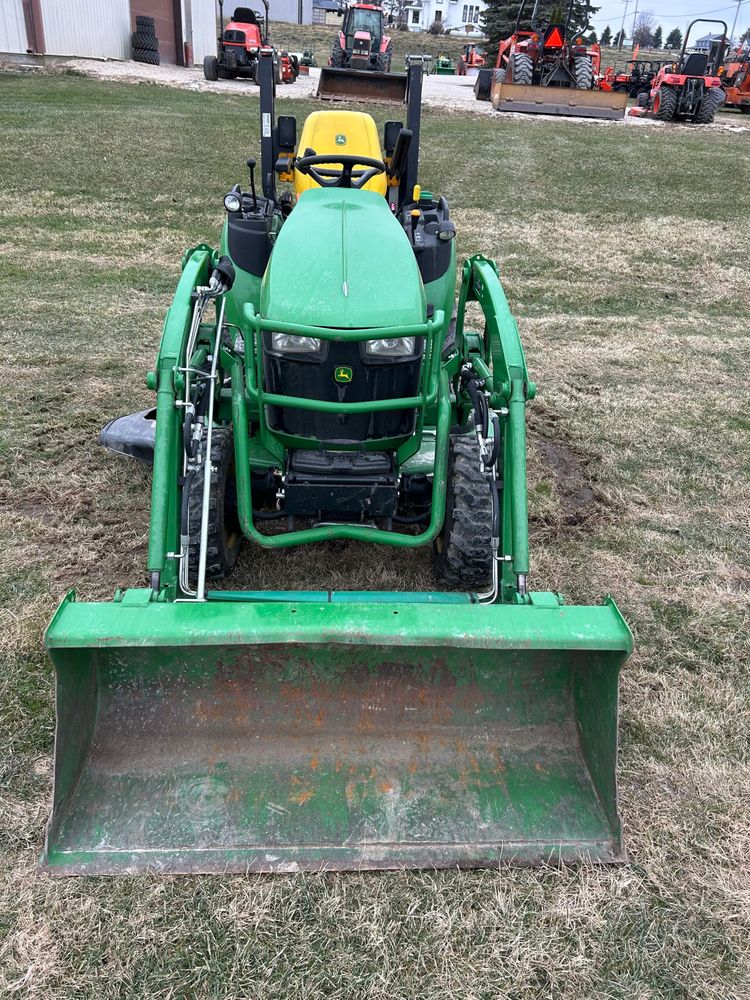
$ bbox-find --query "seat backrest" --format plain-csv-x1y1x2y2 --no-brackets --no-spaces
681,52,708,76
233,7,256,24
294,111,387,197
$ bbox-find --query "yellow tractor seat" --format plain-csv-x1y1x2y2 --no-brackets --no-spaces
294,110,388,197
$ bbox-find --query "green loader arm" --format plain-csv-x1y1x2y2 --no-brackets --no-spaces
456,255,536,599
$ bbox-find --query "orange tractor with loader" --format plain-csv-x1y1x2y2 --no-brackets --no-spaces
480,0,628,119
721,40,750,113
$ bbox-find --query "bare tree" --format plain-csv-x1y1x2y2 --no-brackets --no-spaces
382,0,410,29
632,11,656,47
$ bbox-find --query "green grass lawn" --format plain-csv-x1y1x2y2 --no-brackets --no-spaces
0,72,749,999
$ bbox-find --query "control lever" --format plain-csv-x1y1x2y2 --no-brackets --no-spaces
409,208,420,247
246,157,259,212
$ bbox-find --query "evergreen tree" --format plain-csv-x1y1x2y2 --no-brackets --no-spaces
652,25,662,48
600,24,612,46
613,28,625,47
665,27,682,50
741,27,750,43
588,29,597,43
481,0,599,54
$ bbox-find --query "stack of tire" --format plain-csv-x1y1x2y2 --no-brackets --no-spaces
132,15,160,66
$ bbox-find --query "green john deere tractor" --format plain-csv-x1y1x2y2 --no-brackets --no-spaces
42,55,632,876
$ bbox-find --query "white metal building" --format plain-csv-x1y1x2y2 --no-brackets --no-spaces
0,0,311,66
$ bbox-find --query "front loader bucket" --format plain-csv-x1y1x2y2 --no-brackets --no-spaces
317,67,408,104
42,592,632,875
492,83,629,120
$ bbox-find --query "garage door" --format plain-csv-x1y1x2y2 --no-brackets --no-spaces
130,0,181,64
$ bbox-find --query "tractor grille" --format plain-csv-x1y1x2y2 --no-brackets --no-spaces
262,336,424,444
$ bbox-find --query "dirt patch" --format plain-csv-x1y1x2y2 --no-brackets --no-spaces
528,407,602,538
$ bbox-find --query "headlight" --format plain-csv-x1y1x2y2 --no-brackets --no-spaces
365,337,416,357
271,332,322,353
224,192,241,213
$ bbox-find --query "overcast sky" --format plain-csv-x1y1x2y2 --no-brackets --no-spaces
589,0,748,41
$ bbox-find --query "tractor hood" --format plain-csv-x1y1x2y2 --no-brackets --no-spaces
261,187,425,328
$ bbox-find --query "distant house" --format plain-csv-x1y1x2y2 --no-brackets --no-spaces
404,0,487,35
694,33,724,51
312,0,342,26
0,0,312,66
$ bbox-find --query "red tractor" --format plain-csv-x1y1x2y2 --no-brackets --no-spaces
495,0,601,92
629,19,727,123
329,2,393,73
204,0,298,84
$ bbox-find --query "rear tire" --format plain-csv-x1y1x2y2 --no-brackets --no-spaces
203,55,219,81
433,431,494,591
695,87,723,124
135,15,155,31
187,427,242,582
510,52,533,86
653,86,677,121
636,91,649,107
572,55,594,90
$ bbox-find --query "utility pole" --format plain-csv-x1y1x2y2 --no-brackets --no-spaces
618,0,631,49
729,0,742,46
631,0,639,47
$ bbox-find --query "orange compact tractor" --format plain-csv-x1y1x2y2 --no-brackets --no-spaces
457,44,486,75
721,40,750,113
486,0,628,118
204,0,298,84
629,19,727,123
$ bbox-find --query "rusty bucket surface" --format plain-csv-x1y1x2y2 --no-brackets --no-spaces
42,593,632,875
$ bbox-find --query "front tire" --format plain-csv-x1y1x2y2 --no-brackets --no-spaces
203,55,219,81
187,427,242,583
433,431,494,591
330,42,345,68
376,47,392,73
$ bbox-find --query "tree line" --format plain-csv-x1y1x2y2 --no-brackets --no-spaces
480,1,714,52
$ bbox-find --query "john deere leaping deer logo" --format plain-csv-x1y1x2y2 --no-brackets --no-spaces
334,366,353,384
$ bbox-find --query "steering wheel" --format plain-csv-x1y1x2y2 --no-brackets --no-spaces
295,152,386,190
